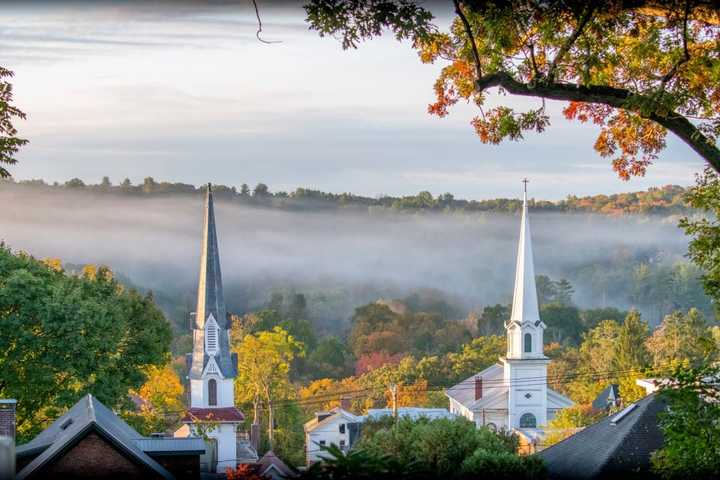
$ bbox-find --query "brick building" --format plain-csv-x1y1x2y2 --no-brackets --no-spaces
14,394,204,479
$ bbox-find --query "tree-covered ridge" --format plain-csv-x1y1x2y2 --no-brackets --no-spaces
3,177,691,215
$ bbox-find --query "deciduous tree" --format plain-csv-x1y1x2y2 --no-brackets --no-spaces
0,247,172,440
305,1,720,177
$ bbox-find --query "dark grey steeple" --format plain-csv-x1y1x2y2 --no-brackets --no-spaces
195,183,226,330
189,184,237,380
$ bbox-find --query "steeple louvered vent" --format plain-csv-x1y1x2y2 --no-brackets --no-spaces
205,315,219,356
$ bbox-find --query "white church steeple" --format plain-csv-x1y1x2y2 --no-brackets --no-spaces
506,179,546,360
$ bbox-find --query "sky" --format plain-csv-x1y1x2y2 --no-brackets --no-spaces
1,0,707,200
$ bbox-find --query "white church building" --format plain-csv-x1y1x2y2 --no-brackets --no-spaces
446,184,573,446
175,185,256,472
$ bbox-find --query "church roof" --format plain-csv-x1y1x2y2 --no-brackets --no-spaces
182,407,245,423
189,184,236,379
509,188,541,325
16,394,204,480
592,384,621,410
540,393,666,479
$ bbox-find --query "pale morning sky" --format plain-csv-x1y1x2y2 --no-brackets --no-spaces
1,0,706,199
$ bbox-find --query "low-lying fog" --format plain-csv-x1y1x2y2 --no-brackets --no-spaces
0,185,694,331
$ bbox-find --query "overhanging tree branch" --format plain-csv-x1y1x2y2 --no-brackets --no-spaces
546,3,595,82
475,72,720,171
454,0,482,78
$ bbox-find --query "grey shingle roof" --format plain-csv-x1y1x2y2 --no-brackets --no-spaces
189,184,236,380
16,394,205,480
540,393,666,480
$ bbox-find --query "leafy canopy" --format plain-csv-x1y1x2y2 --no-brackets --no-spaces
305,1,720,178
0,246,172,440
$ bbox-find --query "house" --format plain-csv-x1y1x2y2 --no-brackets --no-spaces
446,184,573,445
174,184,256,473
363,407,456,422
14,394,205,480
592,385,621,411
539,393,667,479
304,406,456,465
257,450,296,480
303,408,362,464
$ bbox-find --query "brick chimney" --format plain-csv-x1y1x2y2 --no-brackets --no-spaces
340,397,351,411
474,377,483,401
0,400,16,441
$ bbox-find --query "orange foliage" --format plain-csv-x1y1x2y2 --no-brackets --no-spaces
226,464,266,480
355,352,404,376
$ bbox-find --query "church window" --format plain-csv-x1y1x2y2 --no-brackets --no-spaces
208,379,217,406
486,423,497,432
519,413,536,428
524,333,532,353
339,423,346,434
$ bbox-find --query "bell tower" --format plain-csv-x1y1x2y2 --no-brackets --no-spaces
502,180,549,430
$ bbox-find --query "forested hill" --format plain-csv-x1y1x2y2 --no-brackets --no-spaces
2,177,691,216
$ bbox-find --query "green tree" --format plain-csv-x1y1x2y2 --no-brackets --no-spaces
124,364,184,435
651,364,720,480
541,303,583,345
645,308,717,368
253,182,270,197
64,177,85,188
307,336,352,379
681,168,720,304
613,310,650,402
579,307,626,331
305,1,720,176
476,304,509,336
0,67,27,177
0,247,172,440
239,183,251,196
535,275,557,306
234,327,305,448
554,279,574,306
446,335,505,382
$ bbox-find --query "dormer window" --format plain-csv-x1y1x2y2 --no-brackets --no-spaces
524,333,532,353
205,315,219,356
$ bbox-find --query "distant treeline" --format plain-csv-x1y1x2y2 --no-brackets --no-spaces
3,176,691,215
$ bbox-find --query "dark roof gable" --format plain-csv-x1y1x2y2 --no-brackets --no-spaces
16,394,204,480
540,393,666,480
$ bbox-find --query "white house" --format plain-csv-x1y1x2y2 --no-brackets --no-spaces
304,406,455,465
174,185,254,472
363,407,456,422
303,408,362,464
446,183,573,439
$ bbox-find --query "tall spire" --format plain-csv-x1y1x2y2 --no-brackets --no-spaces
196,183,226,329
509,179,540,324
190,184,236,380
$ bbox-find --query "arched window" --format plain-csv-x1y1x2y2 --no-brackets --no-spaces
486,422,497,433
519,413,536,428
524,333,532,353
208,379,217,406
